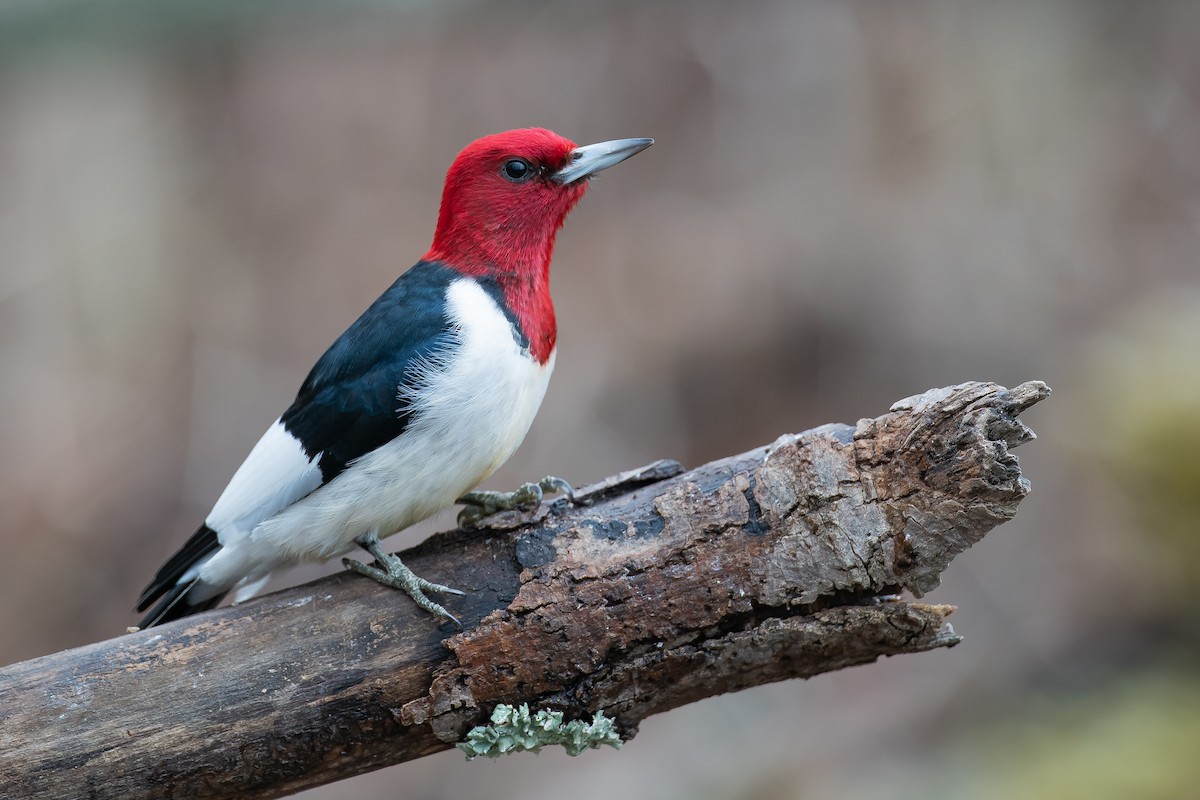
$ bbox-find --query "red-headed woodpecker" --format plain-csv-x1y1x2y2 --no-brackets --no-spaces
136,129,653,628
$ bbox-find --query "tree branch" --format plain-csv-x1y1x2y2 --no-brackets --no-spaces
0,380,1049,800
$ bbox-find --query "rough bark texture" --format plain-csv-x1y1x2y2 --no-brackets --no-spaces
0,380,1049,800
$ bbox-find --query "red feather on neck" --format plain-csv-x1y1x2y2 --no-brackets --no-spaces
423,129,587,364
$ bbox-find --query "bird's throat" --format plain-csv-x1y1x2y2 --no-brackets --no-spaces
495,270,557,365
425,233,558,365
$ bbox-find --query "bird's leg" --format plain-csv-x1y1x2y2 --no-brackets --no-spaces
457,475,575,528
342,532,465,627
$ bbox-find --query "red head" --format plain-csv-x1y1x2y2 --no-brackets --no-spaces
425,128,584,278
424,128,653,362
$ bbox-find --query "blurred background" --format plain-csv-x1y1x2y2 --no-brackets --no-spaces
2,0,1199,797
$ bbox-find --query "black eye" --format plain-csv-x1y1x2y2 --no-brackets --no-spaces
503,159,532,182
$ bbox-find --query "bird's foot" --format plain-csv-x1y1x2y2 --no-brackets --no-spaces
457,475,574,528
344,534,464,628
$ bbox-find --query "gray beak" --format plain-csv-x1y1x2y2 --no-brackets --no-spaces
552,137,654,184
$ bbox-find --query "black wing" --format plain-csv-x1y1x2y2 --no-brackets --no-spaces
281,260,460,483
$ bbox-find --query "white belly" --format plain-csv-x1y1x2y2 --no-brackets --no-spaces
200,277,554,590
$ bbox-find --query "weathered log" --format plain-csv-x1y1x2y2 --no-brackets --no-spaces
0,380,1049,800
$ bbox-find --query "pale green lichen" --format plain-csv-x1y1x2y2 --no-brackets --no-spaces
457,703,623,760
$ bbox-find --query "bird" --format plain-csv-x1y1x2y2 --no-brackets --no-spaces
135,128,653,629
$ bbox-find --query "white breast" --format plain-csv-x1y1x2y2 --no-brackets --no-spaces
203,277,555,589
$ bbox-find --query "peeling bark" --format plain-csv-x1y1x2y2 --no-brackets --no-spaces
0,381,1049,800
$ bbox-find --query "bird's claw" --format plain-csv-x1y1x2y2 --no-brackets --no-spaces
456,475,575,527
536,475,575,503
342,553,464,629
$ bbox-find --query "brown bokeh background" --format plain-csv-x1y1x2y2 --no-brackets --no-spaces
2,2,1199,798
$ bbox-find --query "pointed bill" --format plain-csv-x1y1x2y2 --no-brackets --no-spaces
552,137,654,184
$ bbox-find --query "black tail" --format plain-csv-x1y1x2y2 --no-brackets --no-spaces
135,524,226,628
